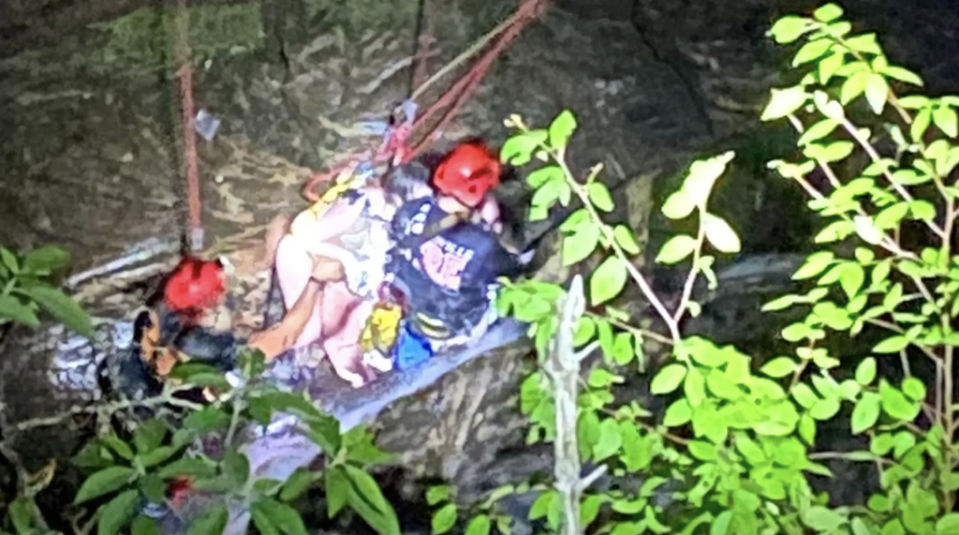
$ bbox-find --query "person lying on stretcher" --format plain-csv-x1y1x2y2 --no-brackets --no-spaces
265,141,506,387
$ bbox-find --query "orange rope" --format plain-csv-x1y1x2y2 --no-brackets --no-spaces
301,0,548,202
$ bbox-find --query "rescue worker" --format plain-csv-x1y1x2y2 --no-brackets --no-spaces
104,254,346,401
385,140,528,352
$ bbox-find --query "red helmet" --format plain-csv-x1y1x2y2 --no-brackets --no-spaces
432,141,501,208
163,257,225,314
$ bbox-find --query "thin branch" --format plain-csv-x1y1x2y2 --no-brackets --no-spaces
555,155,682,344
837,116,946,240
808,451,893,466
585,312,674,346
13,385,202,433
673,218,706,324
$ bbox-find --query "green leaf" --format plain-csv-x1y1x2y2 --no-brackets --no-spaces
936,514,959,534
874,336,908,353
856,358,877,385
761,357,798,378
156,458,216,480
711,510,732,535
762,86,808,120
74,466,136,505
650,364,687,394
840,263,865,300
842,71,870,104
813,3,843,21
325,467,349,518
280,469,316,502
548,110,577,152
880,381,921,422
465,515,492,535
768,16,810,44
733,434,767,465
18,285,94,339
256,498,308,535
1,248,19,274
183,406,231,433
865,74,889,114
902,377,927,401
820,140,855,162
912,108,933,142
251,503,281,535
562,223,600,266
0,295,40,329
802,506,847,531
222,449,250,487
791,383,819,409
140,446,180,468
663,399,692,427
819,52,845,84
656,235,697,265
432,503,457,535
613,225,641,255
500,130,547,166
526,165,564,189
793,39,833,66
688,440,717,461
185,505,229,535
702,214,741,254
590,256,628,306
133,419,168,455
684,367,707,408
934,106,958,138
97,489,139,535
9,497,34,534
661,189,695,220
794,251,835,280
593,418,623,462
798,118,840,145
799,413,817,444
22,245,71,274
131,516,161,535
883,65,923,86
139,475,166,503
343,465,401,535
845,34,882,55
810,396,841,423
426,485,452,506
883,519,906,535
816,220,856,243
909,200,936,221
587,182,615,212
851,518,872,535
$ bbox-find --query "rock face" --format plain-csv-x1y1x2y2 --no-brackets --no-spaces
2,0,959,526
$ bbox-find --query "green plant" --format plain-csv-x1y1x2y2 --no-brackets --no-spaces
5,348,400,535
443,3,959,534
0,244,92,338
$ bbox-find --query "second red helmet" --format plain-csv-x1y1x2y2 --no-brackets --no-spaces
432,141,502,208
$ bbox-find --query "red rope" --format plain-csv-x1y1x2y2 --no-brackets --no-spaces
177,63,202,248
302,0,547,202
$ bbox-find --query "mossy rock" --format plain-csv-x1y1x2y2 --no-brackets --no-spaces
303,0,419,38
98,3,265,70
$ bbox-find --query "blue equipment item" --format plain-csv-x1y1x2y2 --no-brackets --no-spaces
394,321,433,371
